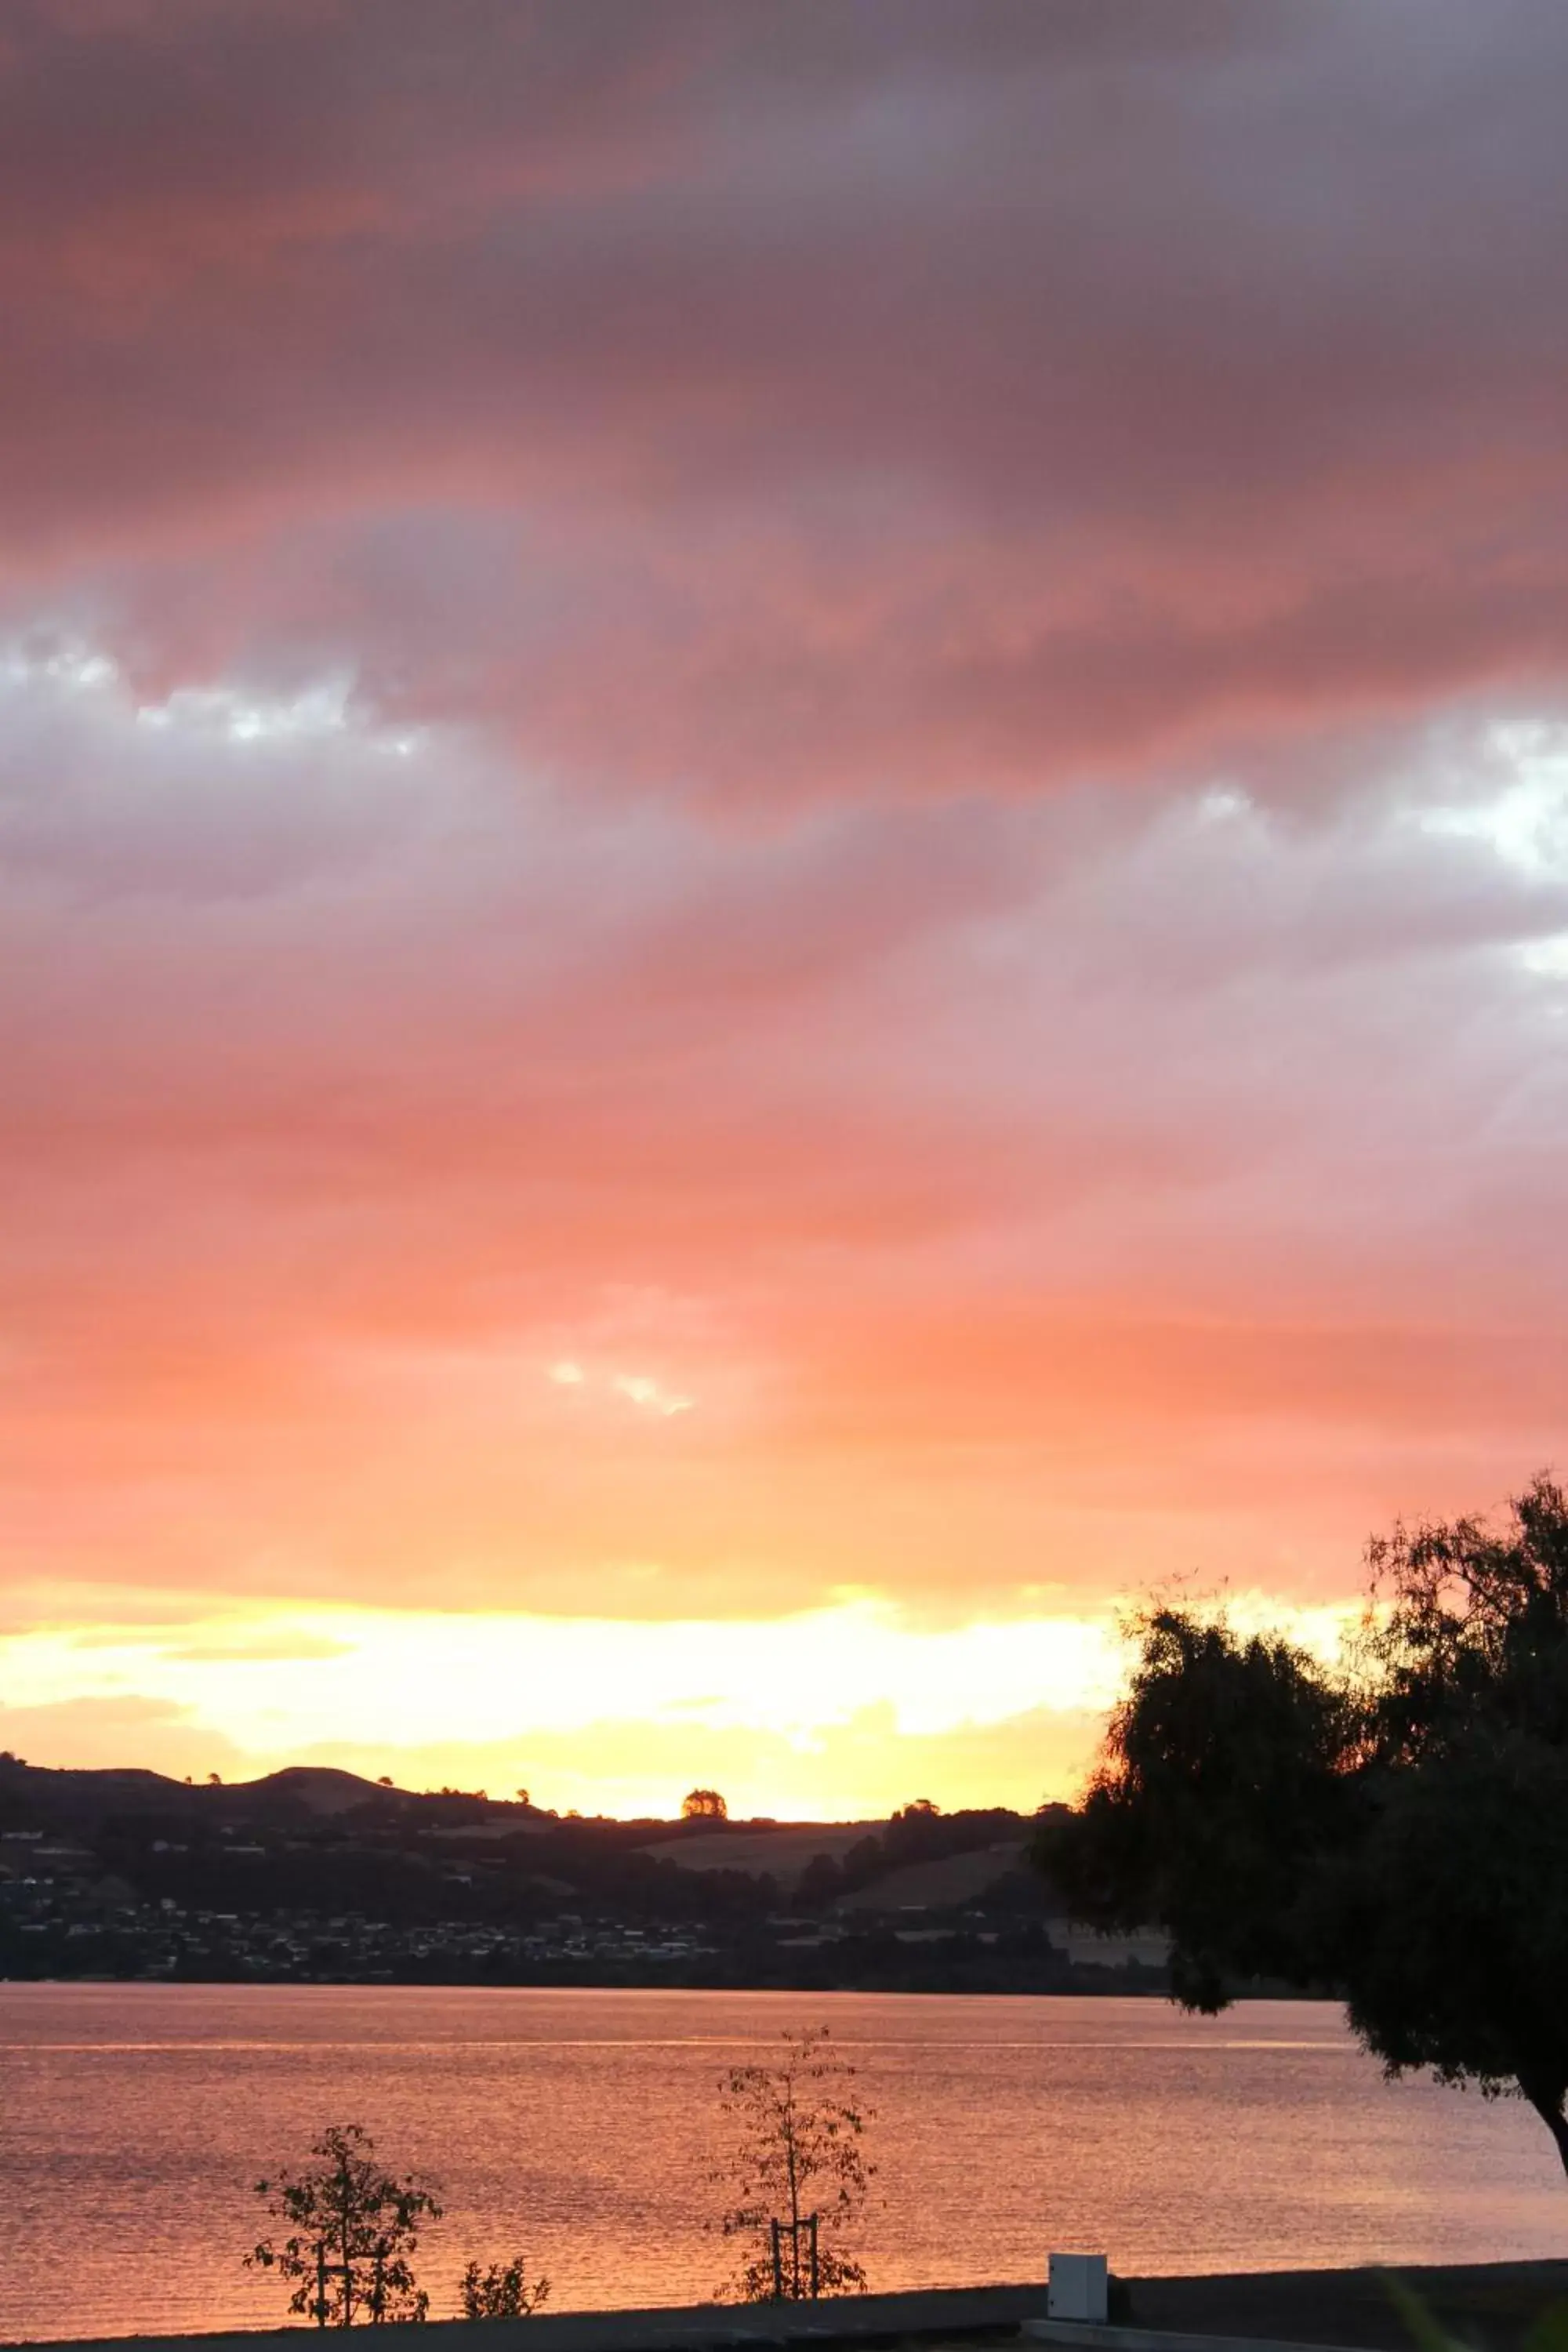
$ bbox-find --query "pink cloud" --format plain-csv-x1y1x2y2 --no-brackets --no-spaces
0,5,1564,798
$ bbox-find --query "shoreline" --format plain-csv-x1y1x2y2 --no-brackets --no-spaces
1,1978,1313,1999
7,2263,1567,2352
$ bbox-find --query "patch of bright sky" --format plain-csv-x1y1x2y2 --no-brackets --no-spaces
1519,935,1568,979
550,1361,693,1416
1418,719,1568,879
1193,782,1253,827
2,630,419,757
0,641,118,693
133,673,420,756
0,1593,1359,1766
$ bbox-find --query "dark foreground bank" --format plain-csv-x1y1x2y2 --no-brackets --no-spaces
1124,2264,1568,2350
8,2265,1568,2352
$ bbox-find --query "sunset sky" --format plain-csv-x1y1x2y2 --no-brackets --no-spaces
4,2,1567,1817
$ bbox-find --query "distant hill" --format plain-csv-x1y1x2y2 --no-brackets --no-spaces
0,1754,1044,1860
0,1755,1052,1911
836,1839,1028,1912
637,1823,884,1884
252,1766,399,1815
0,1751,1171,1992
0,1755,402,1828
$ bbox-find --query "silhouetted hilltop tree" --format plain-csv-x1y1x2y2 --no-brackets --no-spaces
682,1788,728,1820
1037,1474,1568,2177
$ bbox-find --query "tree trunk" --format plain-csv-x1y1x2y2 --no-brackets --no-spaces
339,2155,354,2326
784,2093,800,2295
1521,2085,1568,2180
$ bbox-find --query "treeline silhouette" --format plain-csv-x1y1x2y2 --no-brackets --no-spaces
0,1762,1109,1992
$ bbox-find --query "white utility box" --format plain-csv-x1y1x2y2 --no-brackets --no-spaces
1047,2252,1109,2324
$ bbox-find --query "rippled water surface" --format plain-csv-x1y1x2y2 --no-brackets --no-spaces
1,1985,1563,2341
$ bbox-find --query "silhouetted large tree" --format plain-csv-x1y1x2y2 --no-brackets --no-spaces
1036,1475,1568,2176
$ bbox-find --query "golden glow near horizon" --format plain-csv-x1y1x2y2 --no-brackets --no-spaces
0,1594,1360,1819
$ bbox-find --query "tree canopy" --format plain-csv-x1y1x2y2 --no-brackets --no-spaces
711,2026,874,2301
249,2123,442,2325
458,2255,550,2321
1036,1475,1568,2176
682,1788,728,1820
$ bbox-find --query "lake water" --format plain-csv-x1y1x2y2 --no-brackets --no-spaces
0,1986,1563,2342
